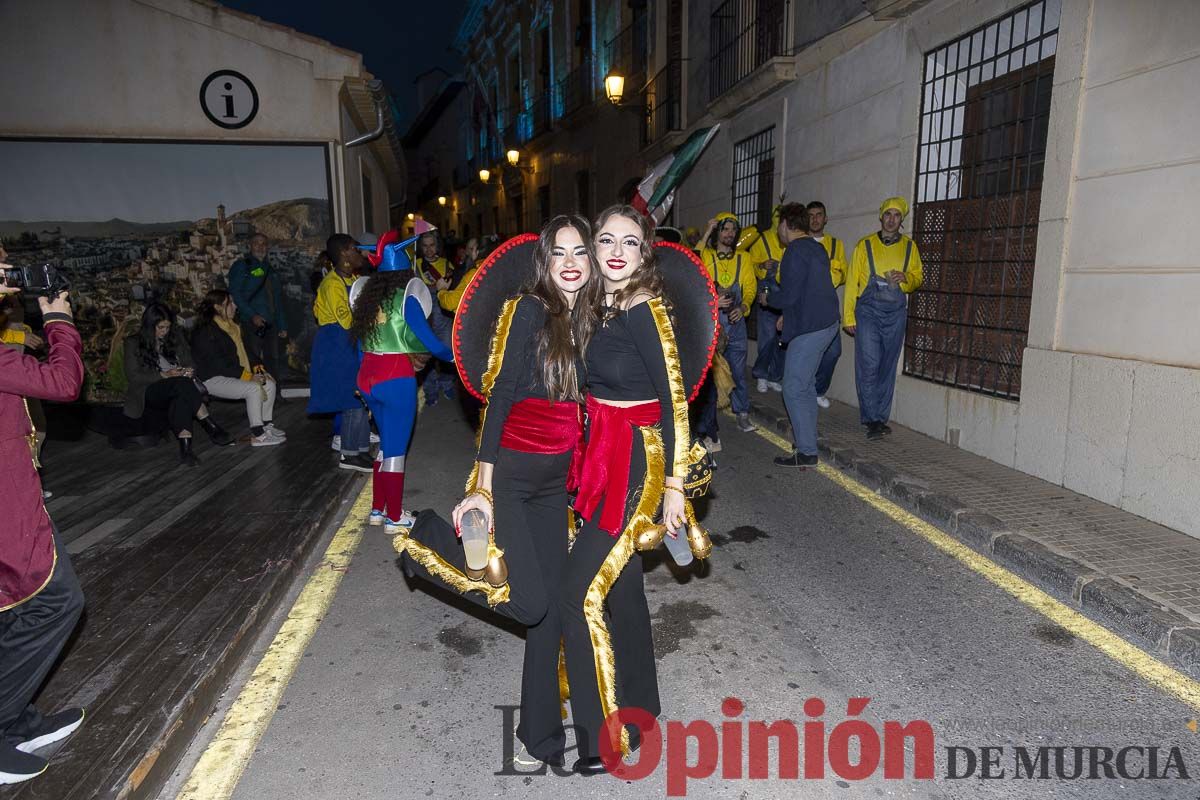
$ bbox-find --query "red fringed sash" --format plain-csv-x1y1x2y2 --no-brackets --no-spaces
572,397,661,537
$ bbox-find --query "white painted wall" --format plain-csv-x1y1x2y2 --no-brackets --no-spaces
674,0,1200,535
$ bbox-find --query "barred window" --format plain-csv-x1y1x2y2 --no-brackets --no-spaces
905,0,1060,400
731,127,775,230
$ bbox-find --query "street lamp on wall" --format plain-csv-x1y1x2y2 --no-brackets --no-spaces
506,149,520,167
604,73,625,105
437,195,447,206
479,168,491,184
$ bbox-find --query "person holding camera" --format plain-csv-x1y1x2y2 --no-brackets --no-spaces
123,303,233,466
228,233,288,379
0,276,86,785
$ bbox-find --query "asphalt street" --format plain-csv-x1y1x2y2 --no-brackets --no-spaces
210,397,1200,800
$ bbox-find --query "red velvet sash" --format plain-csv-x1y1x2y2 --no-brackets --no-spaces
499,398,581,455
573,397,661,537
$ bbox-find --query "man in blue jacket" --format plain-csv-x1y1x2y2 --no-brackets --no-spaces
228,233,288,379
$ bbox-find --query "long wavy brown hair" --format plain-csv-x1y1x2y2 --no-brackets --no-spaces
592,204,667,320
349,271,409,348
522,215,602,402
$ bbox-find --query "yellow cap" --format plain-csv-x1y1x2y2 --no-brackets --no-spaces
879,196,909,218
715,211,740,226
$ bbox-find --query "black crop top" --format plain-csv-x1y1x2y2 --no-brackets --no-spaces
478,295,580,463
585,299,689,478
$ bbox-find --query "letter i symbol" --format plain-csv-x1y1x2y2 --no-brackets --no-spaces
223,83,236,118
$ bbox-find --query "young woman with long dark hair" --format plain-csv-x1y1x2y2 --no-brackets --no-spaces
399,215,602,767
350,231,454,532
191,289,283,446
562,204,716,773
122,303,231,465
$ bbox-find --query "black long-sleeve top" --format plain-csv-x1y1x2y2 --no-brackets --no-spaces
584,298,687,478
478,295,579,463
191,322,256,381
766,237,840,342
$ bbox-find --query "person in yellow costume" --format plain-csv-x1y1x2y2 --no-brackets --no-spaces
698,212,759,434
806,201,849,408
413,231,457,404
746,206,786,393
844,197,923,440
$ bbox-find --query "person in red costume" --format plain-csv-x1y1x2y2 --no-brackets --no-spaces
0,276,86,785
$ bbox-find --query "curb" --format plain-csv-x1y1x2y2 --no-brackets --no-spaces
748,398,1200,679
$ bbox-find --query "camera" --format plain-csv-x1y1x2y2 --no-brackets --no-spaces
2,263,70,297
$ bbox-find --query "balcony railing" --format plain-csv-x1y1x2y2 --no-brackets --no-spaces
606,9,649,86
529,91,553,138
709,0,790,101
641,60,683,147
559,55,596,118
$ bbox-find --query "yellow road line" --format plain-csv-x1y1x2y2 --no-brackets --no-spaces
748,418,1200,711
176,483,372,800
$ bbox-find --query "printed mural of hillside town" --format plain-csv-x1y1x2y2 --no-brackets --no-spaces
0,197,330,402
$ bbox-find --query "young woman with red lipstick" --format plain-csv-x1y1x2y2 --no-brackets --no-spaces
563,204,718,774
399,215,602,768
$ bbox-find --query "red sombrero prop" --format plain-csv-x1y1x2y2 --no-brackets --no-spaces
453,235,719,403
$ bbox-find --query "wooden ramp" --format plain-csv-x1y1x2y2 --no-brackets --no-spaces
5,399,361,800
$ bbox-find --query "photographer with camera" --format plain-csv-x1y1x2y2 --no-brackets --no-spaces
228,233,288,380
0,272,86,785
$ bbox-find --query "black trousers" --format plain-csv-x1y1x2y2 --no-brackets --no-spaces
240,319,283,379
143,376,203,436
0,532,85,743
561,429,660,759
403,447,571,760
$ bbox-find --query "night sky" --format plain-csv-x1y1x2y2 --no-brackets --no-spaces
218,0,470,127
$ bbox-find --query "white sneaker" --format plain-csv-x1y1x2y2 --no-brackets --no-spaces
767,381,783,392
384,510,417,534
816,395,831,409
736,413,757,432
330,435,341,451
701,436,722,453
265,423,286,438
368,510,385,527
756,378,768,394
369,432,380,444
251,432,283,447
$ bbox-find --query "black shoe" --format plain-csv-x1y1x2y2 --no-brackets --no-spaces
199,416,234,446
0,744,47,785
338,453,374,473
178,437,200,466
880,423,893,435
866,422,884,440
16,708,85,754
774,451,818,468
571,755,608,776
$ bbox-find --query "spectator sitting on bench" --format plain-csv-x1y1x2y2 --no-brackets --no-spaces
123,302,232,466
191,290,284,447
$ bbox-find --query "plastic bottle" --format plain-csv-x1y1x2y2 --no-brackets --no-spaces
460,508,490,571
663,526,694,566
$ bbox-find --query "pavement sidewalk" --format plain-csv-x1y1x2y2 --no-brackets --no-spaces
744,385,1200,678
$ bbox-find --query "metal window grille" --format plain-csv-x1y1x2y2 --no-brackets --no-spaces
709,0,791,101
731,127,775,230
905,0,1060,400
641,59,683,147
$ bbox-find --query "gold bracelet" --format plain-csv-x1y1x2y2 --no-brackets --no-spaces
663,485,685,497
472,487,494,505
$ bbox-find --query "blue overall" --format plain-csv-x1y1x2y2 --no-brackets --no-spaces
853,238,911,426
751,241,784,384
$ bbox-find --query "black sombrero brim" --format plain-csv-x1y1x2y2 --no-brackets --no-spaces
655,241,719,402
453,233,539,401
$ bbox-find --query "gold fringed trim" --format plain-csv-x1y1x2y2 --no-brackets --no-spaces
393,535,511,607
567,507,578,550
646,297,690,477
557,640,571,720
582,426,665,757
464,297,521,495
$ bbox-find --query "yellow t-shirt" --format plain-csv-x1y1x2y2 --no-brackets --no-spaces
698,248,758,317
843,233,924,327
314,272,356,329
